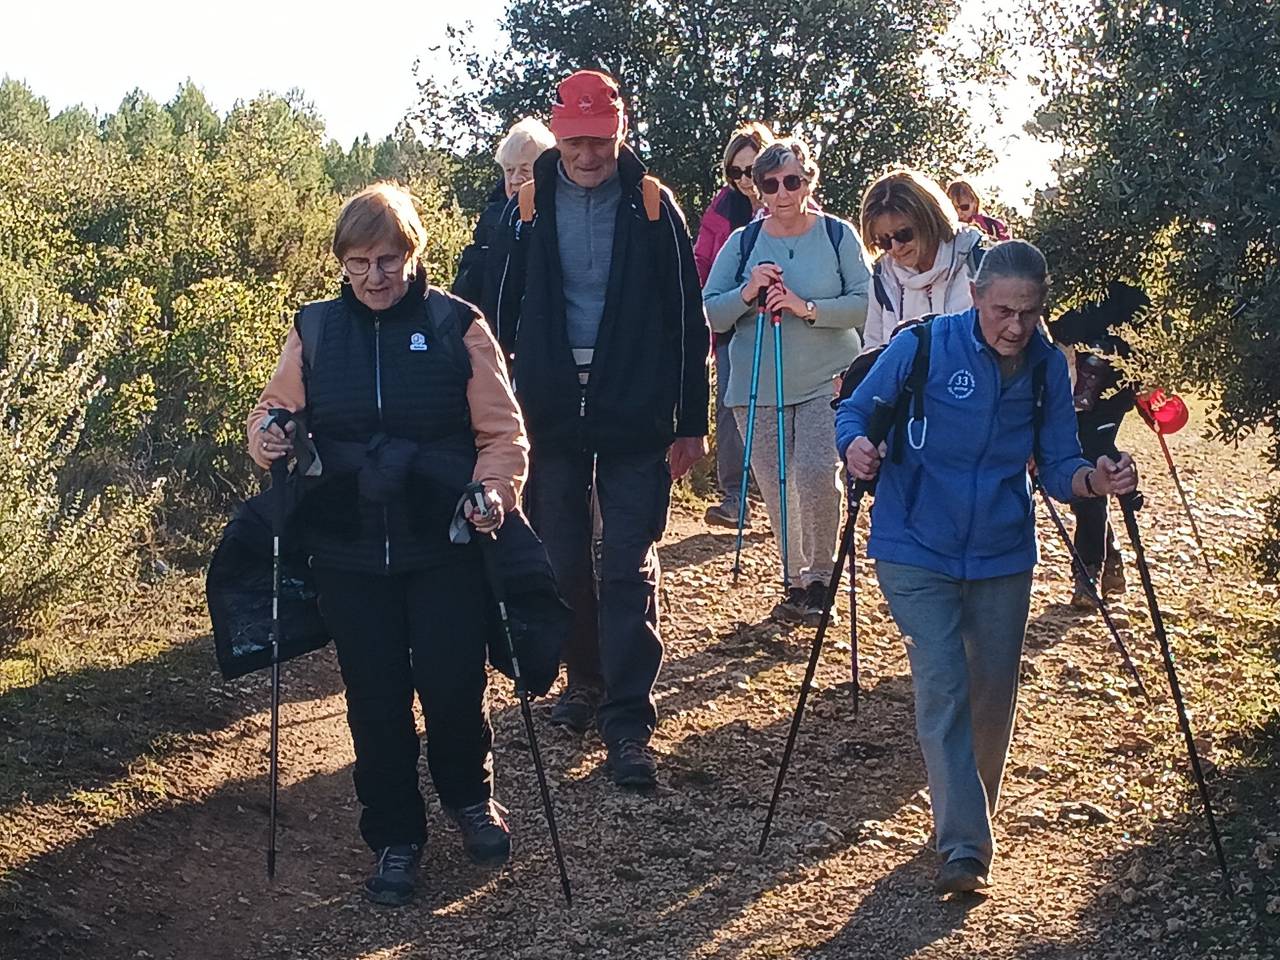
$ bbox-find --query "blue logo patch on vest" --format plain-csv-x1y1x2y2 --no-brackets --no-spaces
947,369,976,400
409,332,429,352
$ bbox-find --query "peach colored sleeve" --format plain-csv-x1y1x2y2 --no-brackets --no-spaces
246,327,306,470
464,316,529,512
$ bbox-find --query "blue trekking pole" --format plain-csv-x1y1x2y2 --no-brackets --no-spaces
771,299,790,590
732,283,770,584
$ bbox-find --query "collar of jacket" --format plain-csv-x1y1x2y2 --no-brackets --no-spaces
965,306,1055,366
531,143,649,207
338,270,429,323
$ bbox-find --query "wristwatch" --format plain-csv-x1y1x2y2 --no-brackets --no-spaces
804,300,817,324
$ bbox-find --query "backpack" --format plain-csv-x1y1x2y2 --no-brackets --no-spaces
733,214,850,291
871,238,987,315
833,317,1049,466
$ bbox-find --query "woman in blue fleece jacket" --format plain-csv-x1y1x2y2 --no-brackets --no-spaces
835,240,1137,895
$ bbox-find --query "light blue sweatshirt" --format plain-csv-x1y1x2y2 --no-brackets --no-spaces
835,309,1091,580
702,215,870,407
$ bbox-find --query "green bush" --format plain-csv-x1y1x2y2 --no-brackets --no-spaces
0,274,156,654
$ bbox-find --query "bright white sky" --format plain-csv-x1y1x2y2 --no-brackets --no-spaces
2,0,1055,210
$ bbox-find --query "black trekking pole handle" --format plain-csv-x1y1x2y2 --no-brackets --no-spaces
466,485,574,907
758,399,896,854
1105,450,1233,895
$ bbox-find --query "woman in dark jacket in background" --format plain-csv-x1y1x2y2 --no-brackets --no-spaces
693,121,774,528
452,117,555,306
251,182,529,907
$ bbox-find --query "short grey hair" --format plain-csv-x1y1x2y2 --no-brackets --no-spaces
974,239,1050,294
752,138,820,193
495,117,555,167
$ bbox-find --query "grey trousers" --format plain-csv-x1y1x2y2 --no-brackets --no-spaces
876,560,1034,869
733,395,842,586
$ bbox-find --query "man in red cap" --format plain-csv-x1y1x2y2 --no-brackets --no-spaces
483,69,709,789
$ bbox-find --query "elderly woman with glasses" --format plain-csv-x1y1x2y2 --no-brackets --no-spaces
860,169,988,351
248,182,529,906
837,240,1137,894
693,121,775,529
702,138,870,624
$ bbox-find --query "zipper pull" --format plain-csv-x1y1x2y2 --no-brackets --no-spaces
579,394,587,417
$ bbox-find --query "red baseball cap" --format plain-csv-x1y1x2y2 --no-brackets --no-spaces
549,70,625,140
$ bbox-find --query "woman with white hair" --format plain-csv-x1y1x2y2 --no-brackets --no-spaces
452,117,555,305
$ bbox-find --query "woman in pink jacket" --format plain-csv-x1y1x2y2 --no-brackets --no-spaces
694,122,774,527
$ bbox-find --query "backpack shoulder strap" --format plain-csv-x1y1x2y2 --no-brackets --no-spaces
641,175,662,222
426,288,475,380
872,259,894,312
517,180,536,223
734,219,766,285
823,215,847,292
891,318,935,463
295,301,330,375
966,236,986,276
1031,357,1048,465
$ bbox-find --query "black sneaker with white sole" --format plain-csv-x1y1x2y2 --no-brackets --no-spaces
802,580,839,626
445,799,512,865
364,843,422,906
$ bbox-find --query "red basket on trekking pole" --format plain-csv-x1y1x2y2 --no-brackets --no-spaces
1135,389,1189,435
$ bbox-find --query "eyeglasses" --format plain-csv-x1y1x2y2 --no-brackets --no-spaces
728,164,754,181
759,174,806,195
875,227,915,251
956,202,974,212
343,253,408,277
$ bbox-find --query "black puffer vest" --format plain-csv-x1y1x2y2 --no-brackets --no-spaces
295,274,480,574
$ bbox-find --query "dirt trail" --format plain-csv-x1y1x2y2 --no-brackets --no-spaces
2,419,1277,959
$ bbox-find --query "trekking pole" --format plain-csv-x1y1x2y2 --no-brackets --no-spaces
758,399,896,854
1135,399,1213,578
468,486,573,907
732,284,770,584
771,297,790,590
1107,452,1233,896
262,407,292,882
1033,478,1148,699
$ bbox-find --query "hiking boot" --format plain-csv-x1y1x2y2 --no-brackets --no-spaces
1101,553,1127,596
445,799,512,866
607,738,657,788
1070,565,1101,610
935,857,990,894
364,843,422,906
770,586,810,624
802,580,839,627
549,683,601,734
704,501,748,529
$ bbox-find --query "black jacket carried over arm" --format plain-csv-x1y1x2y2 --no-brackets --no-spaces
481,145,710,454
451,179,508,307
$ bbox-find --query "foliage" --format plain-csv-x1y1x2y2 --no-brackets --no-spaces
0,77,474,643
414,0,999,221
1025,0,1280,574
0,272,156,654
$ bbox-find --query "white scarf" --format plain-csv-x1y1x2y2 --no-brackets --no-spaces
879,226,984,321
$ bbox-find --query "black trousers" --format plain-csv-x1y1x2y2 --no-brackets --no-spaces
313,559,493,851
1070,406,1127,568
526,447,670,746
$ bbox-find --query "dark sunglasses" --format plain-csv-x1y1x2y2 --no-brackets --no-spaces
727,164,754,180
875,226,915,251
760,174,806,195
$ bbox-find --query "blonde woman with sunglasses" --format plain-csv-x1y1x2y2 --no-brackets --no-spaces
859,169,988,350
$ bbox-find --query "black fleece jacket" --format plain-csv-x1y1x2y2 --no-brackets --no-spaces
481,145,710,454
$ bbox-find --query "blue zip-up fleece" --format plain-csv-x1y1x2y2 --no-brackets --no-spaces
835,309,1090,580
